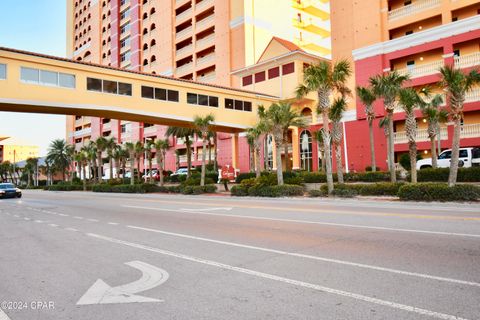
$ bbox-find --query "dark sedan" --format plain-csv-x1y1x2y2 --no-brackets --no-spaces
0,183,22,199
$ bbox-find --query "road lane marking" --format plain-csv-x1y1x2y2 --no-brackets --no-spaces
88,233,472,320
74,216,84,220
23,217,31,221
122,205,480,239
108,222,119,225
13,214,19,218
34,220,44,223
65,227,78,232
59,214,69,217
0,308,12,320
77,261,168,305
127,225,480,288
87,219,99,222
125,199,480,221
182,207,232,212
49,224,59,228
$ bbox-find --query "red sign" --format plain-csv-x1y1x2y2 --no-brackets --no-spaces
220,165,236,182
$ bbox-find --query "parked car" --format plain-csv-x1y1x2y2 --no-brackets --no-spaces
0,183,22,199
170,168,196,176
416,147,480,170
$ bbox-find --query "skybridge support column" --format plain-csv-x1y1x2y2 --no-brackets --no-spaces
231,133,239,169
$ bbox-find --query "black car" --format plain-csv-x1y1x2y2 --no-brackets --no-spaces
0,183,22,199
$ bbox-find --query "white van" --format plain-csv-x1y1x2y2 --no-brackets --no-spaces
416,147,480,170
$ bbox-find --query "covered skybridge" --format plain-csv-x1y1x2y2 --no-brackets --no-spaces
0,47,278,133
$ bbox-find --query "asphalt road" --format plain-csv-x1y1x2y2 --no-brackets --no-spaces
0,190,479,320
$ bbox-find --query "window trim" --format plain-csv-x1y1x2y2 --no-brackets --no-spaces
0,63,6,80
140,85,179,103
20,66,76,89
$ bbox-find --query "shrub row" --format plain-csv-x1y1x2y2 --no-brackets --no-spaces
231,184,305,197
416,167,480,182
91,184,160,193
398,183,480,202
44,184,88,191
236,171,395,184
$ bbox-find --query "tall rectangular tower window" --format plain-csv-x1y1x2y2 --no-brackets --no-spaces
0,64,6,80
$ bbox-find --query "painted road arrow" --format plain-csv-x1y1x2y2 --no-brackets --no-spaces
77,261,169,305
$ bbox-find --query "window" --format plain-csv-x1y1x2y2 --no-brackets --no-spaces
198,94,208,106
20,67,75,88
209,96,218,107
0,64,6,80
118,82,132,96
120,37,130,48
187,93,197,104
406,60,415,69
282,62,295,75
438,151,452,159
120,23,130,34
405,30,413,35
120,8,130,20
453,49,460,57
87,78,102,91
459,150,468,158
254,71,265,83
141,85,179,102
87,78,132,96
224,98,252,112
268,67,280,79
242,75,252,86
187,93,218,107
103,80,118,94
300,130,313,172
120,51,131,62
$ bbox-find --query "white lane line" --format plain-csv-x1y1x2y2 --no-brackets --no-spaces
87,218,99,222
88,233,471,320
65,227,78,232
58,213,69,217
108,222,119,225
24,217,31,221
123,205,480,239
74,216,84,220
49,224,59,228
13,214,19,218
127,225,480,288
0,308,12,320
35,220,44,223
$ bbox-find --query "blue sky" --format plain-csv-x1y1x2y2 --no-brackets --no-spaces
0,0,67,156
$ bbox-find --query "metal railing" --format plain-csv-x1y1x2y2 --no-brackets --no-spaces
460,123,480,138
196,34,215,48
465,87,480,103
396,59,443,78
195,0,213,12
394,127,447,144
388,0,441,21
454,52,480,69
196,15,214,30
196,53,215,66
176,61,194,75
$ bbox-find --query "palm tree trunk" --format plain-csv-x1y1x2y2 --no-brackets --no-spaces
387,112,397,183
274,138,284,185
130,157,135,186
122,161,126,180
115,159,120,179
157,154,164,186
213,132,218,171
208,141,212,165
109,157,113,181
430,136,438,168
368,120,376,172
186,139,192,179
249,146,255,173
255,144,262,179
284,144,289,172
448,118,461,187
148,157,153,183
136,156,141,181
322,111,334,194
335,143,344,183
409,140,417,183
82,163,87,191
97,152,103,183
201,138,207,186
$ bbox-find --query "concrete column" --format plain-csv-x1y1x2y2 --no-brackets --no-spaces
292,127,300,170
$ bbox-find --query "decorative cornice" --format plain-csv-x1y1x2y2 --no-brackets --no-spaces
353,15,480,61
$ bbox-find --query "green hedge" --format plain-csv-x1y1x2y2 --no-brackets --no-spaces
398,183,480,201
231,184,305,197
91,184,160,193
180,184,217,195
44,184,87,191
416,167,480,182
317,183,404,197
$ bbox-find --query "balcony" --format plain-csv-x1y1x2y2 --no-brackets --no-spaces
176,44,193,57
71,127,92,138
144,126,157,136
454,52,480,69
176,26,193,40
292,18,329,37
102,122,111,130
176,61,194,75
465,87,480,103
196,15,214,30
197,72,216,83
196,53,215,67
195,0,214,12
176,7,193,24
394,127,447,144
196,34,214,48
387,0,441,22
461,123,480,139
291,0,329,20
293,36,330,56
396,59,443,79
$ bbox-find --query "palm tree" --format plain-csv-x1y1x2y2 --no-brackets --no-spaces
111,145,122,179
398,88,422,183
439,66,480,186
421,94,447,168
370,71,410,183
193,114,215,186
124,142,136,185
154,139,170,186
81,142,97,182
261,102,307,185
24,157,38,187
246,122,266,178
356,86,377,172
46,139,72,181
165,126,197,179
379,117,391,170
314,130,326,173
174,149,180,171
94,137,109,183
134,141,144,181
144,139,155,183
296,59,352,193
105,137,117,181
74,151,88,191
329,98,347,183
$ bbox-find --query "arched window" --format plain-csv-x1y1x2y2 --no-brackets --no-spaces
88,13,91,19
87,37,91,42
102,53,106,58
87,25,91,31
102,39,106,45
107,36,111,42
102,14,106,20
150,23,156,31
142,12,148,20
151,71,156,74
102,1,106,7
264,135,274,170
83,29,87,34
150,55,156,63
150,39,156,46
143,43,148,50
76,57,83,61
150,8,156,15
84,51,91,59
75,13,78,18
102,27,106,32
75,2,78,7
75,36,78,41
143,59,148,66
142,0,147,4
107,23,111,29
79,21,83,26
142,28,148,35
300,130,313,172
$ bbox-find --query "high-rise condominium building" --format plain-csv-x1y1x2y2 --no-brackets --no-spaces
66,0,331,173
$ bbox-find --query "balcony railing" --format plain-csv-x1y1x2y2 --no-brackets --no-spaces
195,0,213,12
71,127,92,138
144,126,157,135
196,53,215,66
388,0,441,21
461,123,480,139
454,52,480,69
176,61,194,75
175,26,192,39
196,34,215,48
465,87,480,103
300,115,313,126
394,127,447,144
102,122,111,130
197,72,216,83
196,15,214,30
176,44,193,57
176,7,193,23
396,60,443,78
